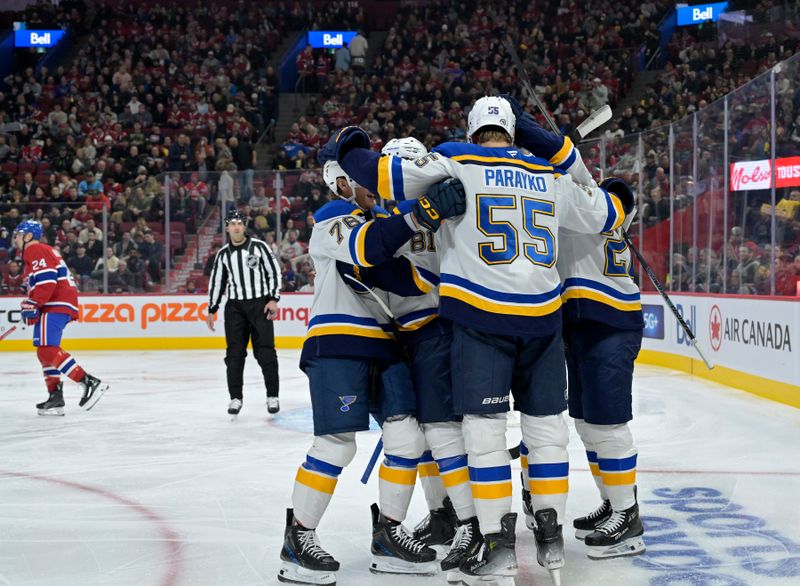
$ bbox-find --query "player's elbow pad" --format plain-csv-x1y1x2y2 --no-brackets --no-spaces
599,177,635,215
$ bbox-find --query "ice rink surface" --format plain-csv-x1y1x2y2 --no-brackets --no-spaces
1,349,799,586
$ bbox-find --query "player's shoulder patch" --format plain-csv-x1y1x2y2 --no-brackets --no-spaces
314,200,359,223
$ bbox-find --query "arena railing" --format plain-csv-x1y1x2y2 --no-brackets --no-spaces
581,50,800,297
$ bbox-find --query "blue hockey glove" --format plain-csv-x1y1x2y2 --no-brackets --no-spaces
336,261,373,292
20,299,40,325
331,126,371,162
599,177,635,215
412,178,466,232
499,93,524,119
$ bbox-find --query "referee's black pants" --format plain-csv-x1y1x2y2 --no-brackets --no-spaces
224,297,279,401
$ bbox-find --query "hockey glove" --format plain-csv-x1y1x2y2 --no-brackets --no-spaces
336,261,373,293
412,178,466,232
331,126,371,162
500,93,554,154
20,299,40,325
599,177,635,216
499,93,524,119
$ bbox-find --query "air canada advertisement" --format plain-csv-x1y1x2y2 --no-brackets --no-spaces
639,293,798,388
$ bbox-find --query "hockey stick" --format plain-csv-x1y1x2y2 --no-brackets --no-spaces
620,231,715,370
0,325,17,342
505,37,714,370
361,437,383,485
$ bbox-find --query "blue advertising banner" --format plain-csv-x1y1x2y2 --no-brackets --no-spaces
307,31,357,49
14,29,65,48
676,2,728,26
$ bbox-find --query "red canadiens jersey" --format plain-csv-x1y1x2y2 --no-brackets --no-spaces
23,242,79,319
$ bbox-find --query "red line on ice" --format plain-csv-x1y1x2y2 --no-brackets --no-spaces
0,469,182,586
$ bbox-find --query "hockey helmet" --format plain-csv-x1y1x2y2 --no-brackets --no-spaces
225,209,246,225
467,96,516,143
14,219,43,241
381,137,428,160
323,160,359,202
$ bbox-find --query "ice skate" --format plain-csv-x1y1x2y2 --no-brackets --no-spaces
585,501,646,560
440,515,480,583
78,373,108,410
228,398,242,419
574,499,612,540
413,496,458,548
520,472,535,530
36,383,65,416
459,512,517,586
267,396,280,414
369,503,438,575
278,509,338,585
534,508,564,586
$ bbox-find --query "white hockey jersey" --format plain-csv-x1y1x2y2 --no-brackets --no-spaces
300,200,417,367
514,126,643,330
339,142,628,335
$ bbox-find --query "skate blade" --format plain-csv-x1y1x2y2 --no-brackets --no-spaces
229,413,239,420
587,536,646,560
81,384,108,411
277,561,336,585
549,568,562,586
460,574,516,586
369,556,438,576
574,528,592,540
37,407,65,416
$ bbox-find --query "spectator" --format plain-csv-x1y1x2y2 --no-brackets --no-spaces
68,245,94,280
4,261,25,295
78,219,103,245
230,136,256,203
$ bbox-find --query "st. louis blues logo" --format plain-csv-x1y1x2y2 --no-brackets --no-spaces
339,395,357,412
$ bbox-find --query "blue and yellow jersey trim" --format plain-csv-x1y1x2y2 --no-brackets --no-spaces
410,264,438,294
306,313,392,341
348,221,373,267
549,136,577,169
560,277,641,312
396,307,438,331
377,155,406,200
440,273,562,317
601,188,626,233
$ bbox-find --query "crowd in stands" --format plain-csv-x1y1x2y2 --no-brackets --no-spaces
1,0,288,294
2,0,799,297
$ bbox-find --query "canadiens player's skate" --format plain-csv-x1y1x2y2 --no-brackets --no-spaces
278,509,338,585
413,496,458,548
459,512,517,586
533,508,565,586
78,373,108,410
36,383,65,416
573,499,613,539
440,515,481,583
585,501,646,560
370,503,437,575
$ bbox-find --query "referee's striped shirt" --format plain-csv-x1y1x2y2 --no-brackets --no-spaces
208,237,282,313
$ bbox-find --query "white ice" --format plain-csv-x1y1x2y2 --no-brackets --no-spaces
1,349,799,586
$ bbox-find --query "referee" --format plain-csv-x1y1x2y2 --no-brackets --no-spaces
206,209,282,416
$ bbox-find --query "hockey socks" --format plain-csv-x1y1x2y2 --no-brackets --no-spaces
37,346,86,383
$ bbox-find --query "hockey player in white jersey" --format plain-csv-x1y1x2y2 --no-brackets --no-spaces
376,138,482,582
332,97,634,585
278,153,466,585
499,95,646,561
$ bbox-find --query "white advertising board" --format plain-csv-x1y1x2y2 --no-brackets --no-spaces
0,294,313,350
639,293,798,401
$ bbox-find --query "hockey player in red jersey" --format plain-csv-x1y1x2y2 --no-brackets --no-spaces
14,220,108,415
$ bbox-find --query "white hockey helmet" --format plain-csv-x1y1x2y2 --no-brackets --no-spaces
467,96,516,143
323,160,359,202
381,137,428,160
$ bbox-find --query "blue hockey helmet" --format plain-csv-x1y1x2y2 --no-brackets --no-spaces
14,219,43,241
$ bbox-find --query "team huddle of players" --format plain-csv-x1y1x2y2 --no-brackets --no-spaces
278,95,646,586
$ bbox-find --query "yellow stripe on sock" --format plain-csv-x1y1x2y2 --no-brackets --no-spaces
417,462,440,478
589,462,600,476
296,467,338,495
530,478,569,495
520,455,529,470
471,482,513,500
441,468,470,488
379,465,417,485
601,470,636,486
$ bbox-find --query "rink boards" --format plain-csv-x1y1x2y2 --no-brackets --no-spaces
1,293,798,407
